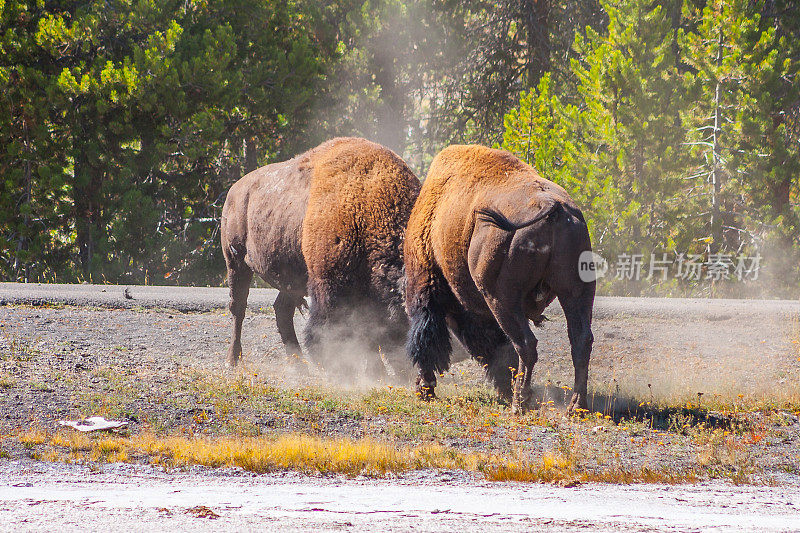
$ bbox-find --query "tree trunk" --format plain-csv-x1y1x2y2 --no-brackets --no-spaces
710,27,724,252
73,133,102,279
15,118,32,281
771,176,792,217
372,46,404,153
244,137,259,174
520,0,550,89
74,153,92,278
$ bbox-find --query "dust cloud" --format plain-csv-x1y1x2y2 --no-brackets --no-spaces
281,308,416,390
269,296,800,412
526,298,800,412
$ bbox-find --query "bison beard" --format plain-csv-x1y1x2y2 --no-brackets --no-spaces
220,137,420,374
403,144,595,414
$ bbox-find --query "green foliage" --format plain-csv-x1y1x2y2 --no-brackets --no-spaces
502,0,800,296
1,0,797,296
502,73,637,260
1,0,337,283
680,0,800,291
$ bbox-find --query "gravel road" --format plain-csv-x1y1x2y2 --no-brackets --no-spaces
2,282,799,317
0,282,278,312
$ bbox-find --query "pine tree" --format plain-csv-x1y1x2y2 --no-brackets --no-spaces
1,0,335,283
681,0,800,288
0,0,73,281
571,1,693,260
501,73,633,260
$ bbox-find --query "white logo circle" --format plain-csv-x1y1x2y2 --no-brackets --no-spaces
578,251,608,282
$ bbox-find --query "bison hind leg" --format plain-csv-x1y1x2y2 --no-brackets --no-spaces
558,288,594,414
450,311,518,401
225,258,253,367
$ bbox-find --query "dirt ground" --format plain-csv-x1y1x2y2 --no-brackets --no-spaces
1,286,800,529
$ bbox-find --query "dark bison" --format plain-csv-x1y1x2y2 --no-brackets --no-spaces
403,145,595,413
221,137,420,368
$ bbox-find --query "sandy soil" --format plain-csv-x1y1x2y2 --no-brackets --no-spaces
2,460,800,532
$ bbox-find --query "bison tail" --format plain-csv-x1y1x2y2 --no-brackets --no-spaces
406,302,452,375
476,202,561,232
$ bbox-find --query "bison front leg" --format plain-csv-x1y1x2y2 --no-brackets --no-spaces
226,264,253,367
449,310,517,401
406,298,451,400
303,279,335,362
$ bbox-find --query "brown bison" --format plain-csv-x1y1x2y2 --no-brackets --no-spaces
404,145,595,413
221,137,420,368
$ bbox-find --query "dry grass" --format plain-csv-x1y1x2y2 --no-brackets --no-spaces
484,453,576,483
7,373,779,486
145,434,479,475
15,430,698,484
693,428,755,484
0,373,16,389
17,428,48,448
8,347,795,486
27,431,493,476
487,457,695,484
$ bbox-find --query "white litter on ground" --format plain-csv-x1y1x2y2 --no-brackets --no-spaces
58,417,128,432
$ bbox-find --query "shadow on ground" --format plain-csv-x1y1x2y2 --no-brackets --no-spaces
530,384,742,431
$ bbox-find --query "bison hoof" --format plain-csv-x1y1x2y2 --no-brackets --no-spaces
567,393,588,415
416,386,436,401
496,385,513,404
511,397,531,415
511,389,533,415
415,376,436,401
227,346,241,368
284,344,303,358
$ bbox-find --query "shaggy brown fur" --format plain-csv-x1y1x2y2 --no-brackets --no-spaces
404,145,595,413
221,138,420,368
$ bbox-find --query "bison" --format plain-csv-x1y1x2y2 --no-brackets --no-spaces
220,137,420,369
403,145,595,413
